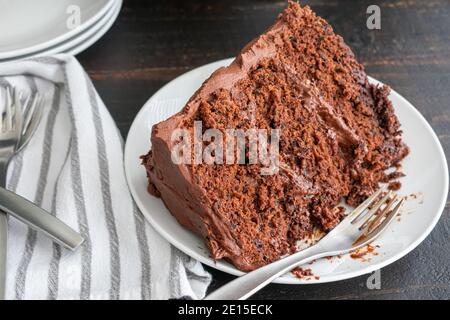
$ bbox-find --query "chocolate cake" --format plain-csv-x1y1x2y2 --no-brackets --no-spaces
142,2,408,271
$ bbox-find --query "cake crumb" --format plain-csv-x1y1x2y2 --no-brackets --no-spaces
292,267,317,280
350,244,379,262
388,181,402,191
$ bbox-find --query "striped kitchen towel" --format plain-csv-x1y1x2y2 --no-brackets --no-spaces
0,55,211,300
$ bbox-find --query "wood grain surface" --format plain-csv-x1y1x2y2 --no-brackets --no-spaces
77,0,450,299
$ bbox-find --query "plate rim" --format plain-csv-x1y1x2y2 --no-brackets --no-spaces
0,0,122,61
0,0,115,59
124,58,449,284
68,0,122,56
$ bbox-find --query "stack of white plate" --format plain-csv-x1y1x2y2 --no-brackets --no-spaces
0,0,122,62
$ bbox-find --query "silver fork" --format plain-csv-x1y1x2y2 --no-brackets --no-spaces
0,86,83,299
205,187,404,300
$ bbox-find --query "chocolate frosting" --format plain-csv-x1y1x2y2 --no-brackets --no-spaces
144,14,287,271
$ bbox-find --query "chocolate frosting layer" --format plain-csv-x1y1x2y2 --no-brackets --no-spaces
143,8,291,270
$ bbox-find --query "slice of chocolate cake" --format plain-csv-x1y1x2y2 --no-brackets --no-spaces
142,1,408,271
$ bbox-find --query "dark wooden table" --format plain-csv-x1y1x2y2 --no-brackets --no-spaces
78,0,450,299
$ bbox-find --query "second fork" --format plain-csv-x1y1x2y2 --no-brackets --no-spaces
0,87,84,299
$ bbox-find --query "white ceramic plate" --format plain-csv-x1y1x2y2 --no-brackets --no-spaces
0,0,114,59
125,58,448,284
0,0,121,62
65,0,121,56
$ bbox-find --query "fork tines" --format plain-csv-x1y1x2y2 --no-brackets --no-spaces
0,86,44,150
351,188,405,236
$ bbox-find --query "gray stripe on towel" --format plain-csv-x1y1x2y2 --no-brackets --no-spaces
47,194,62,300
133,204,151,299
61,64,92,300
47,133,71,300
169,246,183,298
27,56,64,65
85,74,121,300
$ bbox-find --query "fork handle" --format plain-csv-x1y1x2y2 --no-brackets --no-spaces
0,159,8,300
204,245,327,300
0,187,84,251
0,212,6,299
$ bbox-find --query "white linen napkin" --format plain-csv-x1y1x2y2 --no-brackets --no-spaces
0,55,211,300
